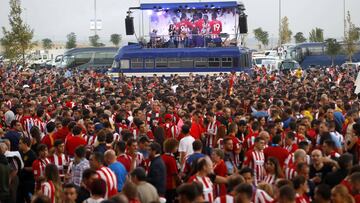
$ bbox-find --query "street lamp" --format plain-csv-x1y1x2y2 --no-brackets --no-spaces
94,0,97,36
343,0,346,39
278,0,281,47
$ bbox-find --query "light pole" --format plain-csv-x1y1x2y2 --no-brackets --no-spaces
343,0,346,39
94,0,97,36
278,0,281,47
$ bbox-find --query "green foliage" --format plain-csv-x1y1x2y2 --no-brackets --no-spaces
110,34,121,47
325,38,341,66
1,0,34,65
344,11,360,62
309,28,324,42
42,38,53,50
253,27,269,50
309,27,324,42
279,16,292,45
66,32,77,49
294,32,307,44
89,35,105,47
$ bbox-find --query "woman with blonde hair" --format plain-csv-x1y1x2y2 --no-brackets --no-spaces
331,185,355,203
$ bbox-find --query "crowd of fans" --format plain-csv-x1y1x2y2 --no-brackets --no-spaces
1,65,360,203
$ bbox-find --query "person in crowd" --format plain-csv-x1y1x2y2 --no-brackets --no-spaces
69,145,90,187
130,167,159,203
76,169,98,203
63,183,78,203
147,142,166,198
40,164,62,203
330,185,355,203
313,184,331,203
263,157,284,185
18,136,37,203
104,149,127,192
84,179,107,203
89,152,118,198
162,138,181,203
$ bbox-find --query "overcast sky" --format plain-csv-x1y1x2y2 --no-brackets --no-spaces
0,0,359,44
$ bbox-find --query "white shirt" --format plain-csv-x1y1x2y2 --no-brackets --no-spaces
179,135,195,156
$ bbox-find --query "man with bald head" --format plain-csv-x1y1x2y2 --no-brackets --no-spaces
104,149,127,192
310,149,335,185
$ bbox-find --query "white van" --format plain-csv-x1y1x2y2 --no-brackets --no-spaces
261,59,282,72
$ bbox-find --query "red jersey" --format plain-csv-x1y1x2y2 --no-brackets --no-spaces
263,174,276,185
20,115,34,138
243,150,265,184
263,145,289,168
162,122,179,139
284,143,298,154
65,136,87,157
41,134,56,150
161,153,179,190
190,121,205,140
32,158,50,179
189,175,214,203
54,127,70,142
33,116,46,137
213,160,227,197
209,20,222,35
253,189,274,203
285,164,297,180
243,132,259,150
295,193,310,203
96,166,118,198
117,154,131,172
205,120,219,147
48,153,69,175
41,181,56,203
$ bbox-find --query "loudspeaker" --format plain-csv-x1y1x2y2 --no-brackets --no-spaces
239,15,248,34
125,16,134,35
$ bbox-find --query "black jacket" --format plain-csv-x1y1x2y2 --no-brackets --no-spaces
147,155,166,196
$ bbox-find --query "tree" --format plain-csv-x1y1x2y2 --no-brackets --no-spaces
309,27,324,42
279,16,292,45
110,34,121,47
294,32,307,44
89,35,105,47
344,11,360,62
42,38,53,50
253,28,269,50
1,0,34,66
325,38,341,66
66,32,77,49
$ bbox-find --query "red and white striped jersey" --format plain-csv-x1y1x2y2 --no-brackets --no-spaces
253,189,274,203
20,115,34,138
327,151,341,159
243,150,265,184
189,176,214,203
285,165,297,180
205,120,219,147
32,158,50,179
295,193,310,203
96,166,118,198
217,138,224,150
82,134,98,146
214,195,234,203
15,114,23,122
48,153,69,175
243,133,258,150
284,154,311,166
33,116,46,139
113,132,122,143
115,123,128,135
263,174,276,185
41,181,55,203
162,122,180,139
